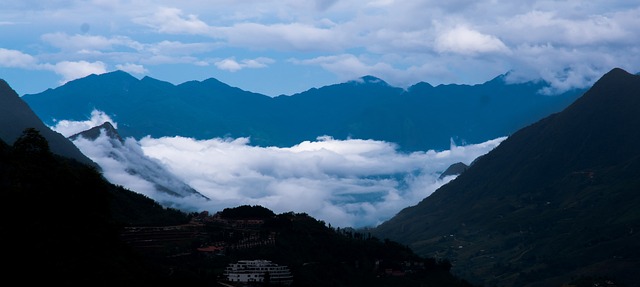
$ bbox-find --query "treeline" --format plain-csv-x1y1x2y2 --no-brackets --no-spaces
218,204,276,219
224,211,472,287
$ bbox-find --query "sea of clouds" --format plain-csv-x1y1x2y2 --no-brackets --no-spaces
53,110,505,228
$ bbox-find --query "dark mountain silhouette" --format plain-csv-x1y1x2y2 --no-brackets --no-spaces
1,79,475,286
70,121,123,142
69,122,208,202
0,79,96,167
371,68,640,286
0,121,193,286
438,162,469,180
22,70,584,152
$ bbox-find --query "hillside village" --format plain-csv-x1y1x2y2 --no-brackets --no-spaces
118,206,453,286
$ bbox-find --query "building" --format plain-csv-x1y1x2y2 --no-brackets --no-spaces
223,259,293,286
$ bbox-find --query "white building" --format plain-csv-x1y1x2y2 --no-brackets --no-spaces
223,259,293,286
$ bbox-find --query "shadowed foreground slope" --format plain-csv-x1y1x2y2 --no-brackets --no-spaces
372,68,640,287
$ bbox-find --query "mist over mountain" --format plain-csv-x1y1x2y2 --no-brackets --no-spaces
0,77,475,286
22,70,585,152
53,109,505,228
371,68,640,286
69,122,209,208
5,64,639,285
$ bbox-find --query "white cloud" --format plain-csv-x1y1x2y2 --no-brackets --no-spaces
133,7,212,35
116,63,147,75
435,26,510,55
44,60,107,84
504,10,630,46
292,54,464,89
293,54,396,83
215,59,242,72
51,109,116,137
0,48,38,68
3,1,640,96
71,130,206,211
221,22,345,52
136,134,505,228
0,48,111,89
147,40,219,56
242,57,275,68
214,57,275,72
41,32,143,52
53,110,506,228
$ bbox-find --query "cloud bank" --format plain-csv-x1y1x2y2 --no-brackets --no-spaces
2,1,639,97
53,111,505,228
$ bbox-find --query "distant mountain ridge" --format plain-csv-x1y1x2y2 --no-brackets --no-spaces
371,68,640,286
22,70,585,152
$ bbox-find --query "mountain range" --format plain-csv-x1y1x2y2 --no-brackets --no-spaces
21,71,585,152
0,77,474,286
4,67,640,286
371,68,640,286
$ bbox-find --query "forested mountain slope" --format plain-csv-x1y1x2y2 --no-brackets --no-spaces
372,68,640,287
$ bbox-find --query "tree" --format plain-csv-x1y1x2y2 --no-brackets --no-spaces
12,128,51,158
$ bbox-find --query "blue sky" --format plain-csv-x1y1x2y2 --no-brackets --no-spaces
2,0,640,97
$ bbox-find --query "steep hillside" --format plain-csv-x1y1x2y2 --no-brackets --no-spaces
372,68,640,287
0,128,192,285
22,71,584,151
0,79,96,167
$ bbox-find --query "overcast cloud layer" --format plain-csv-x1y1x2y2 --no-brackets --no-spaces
2,1,639,96
54,112,505,228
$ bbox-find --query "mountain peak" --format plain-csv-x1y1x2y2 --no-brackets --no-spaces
69,121,123,143
372,67,640,286
407,81,434,92
96,70,138,81
593,67,634,85
351,75,389,86
563,67,638,118
438,162,469,180
60,70,139,89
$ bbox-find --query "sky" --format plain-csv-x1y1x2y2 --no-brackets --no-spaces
2,1,640,97
53,110,505,228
